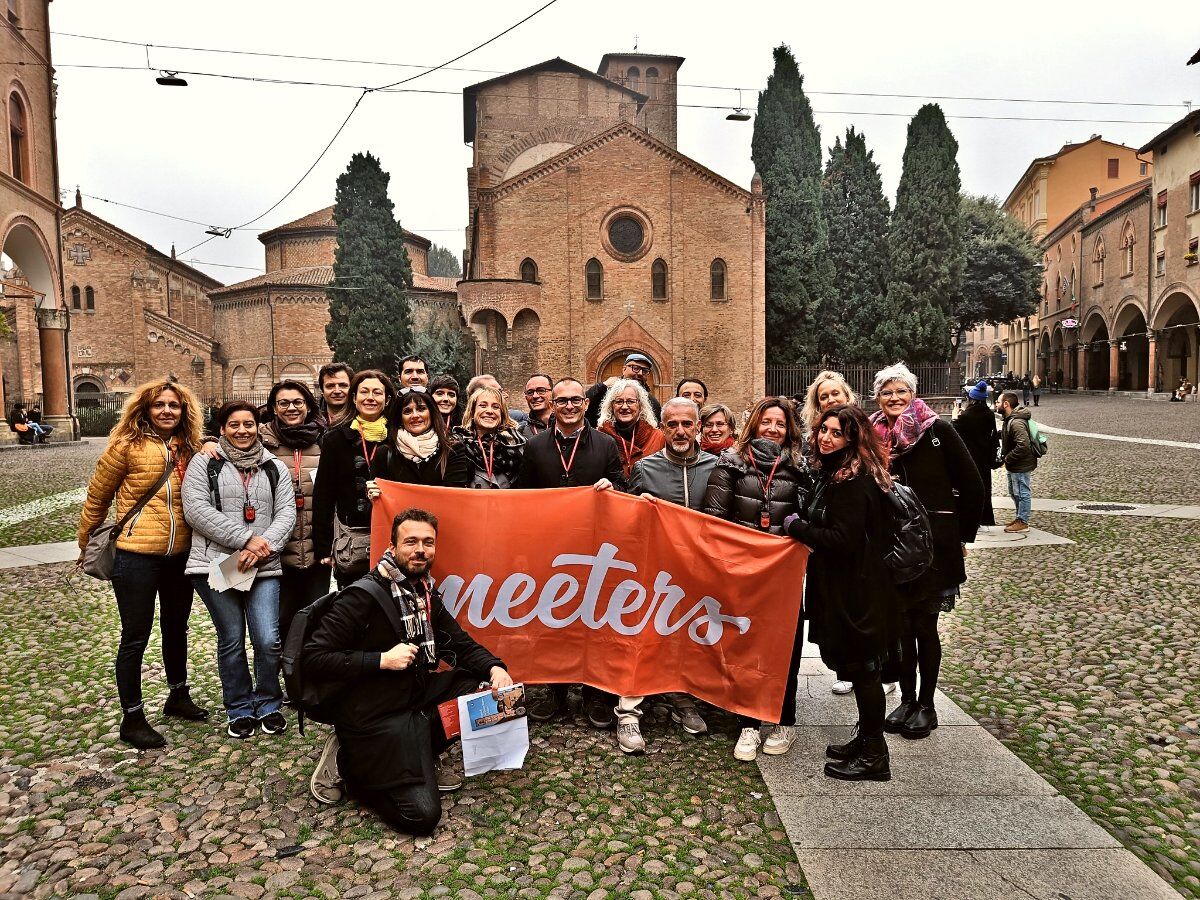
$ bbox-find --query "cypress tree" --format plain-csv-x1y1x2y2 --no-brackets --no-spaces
752,45,834,363
325,152,414,373
880,104,964,362
820,127,891,361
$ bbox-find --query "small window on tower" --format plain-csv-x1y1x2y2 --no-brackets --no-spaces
651,258,667,299
710,259,727,300
1107,158,1119,179
70,286,80,310
85,286,95,311
586,258,603,299
520,258,538,283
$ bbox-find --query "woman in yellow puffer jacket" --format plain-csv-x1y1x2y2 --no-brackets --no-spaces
78,379,210,749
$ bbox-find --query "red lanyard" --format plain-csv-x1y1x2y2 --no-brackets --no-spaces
360,434,379,469
556,431,582,482
292,450,305,510
240,470,257,523
615,433,641,468
749,455,782,529
476,435,496,483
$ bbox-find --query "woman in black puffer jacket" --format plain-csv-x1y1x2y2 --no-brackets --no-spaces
702,396,811,764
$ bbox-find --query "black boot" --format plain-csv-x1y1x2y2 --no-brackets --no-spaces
163,686,209,721
120,708,167,750
900,703,938,739
824,732,890,781
883,700,919,734
825,724,865,761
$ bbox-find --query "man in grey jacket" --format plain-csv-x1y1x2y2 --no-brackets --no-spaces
615,398,718,754
998,390,1037,533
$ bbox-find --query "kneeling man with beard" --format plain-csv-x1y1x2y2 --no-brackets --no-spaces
304,507,511,835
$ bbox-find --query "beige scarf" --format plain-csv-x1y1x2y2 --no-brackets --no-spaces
395,428,440,463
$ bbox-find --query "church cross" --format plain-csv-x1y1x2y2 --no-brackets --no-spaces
68,243,91,266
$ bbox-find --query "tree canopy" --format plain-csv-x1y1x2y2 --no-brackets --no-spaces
325,152,414,374
427,244,462,278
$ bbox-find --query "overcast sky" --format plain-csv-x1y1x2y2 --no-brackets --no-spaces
46,0,1197,285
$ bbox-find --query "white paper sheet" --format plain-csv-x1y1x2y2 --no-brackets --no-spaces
207,552,257,593
456,688,529,777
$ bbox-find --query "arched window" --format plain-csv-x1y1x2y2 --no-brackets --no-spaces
8,92,30,186
645,66,659,99
1092,238,1105,285
651,258,668,299
1121,221,1135,276
1069,266,1076,301
710,259,727,300
585,258,603,300
520,257,538,283
626,66,640,87
84,285,95,311
70,285,80,310
231,366,250,394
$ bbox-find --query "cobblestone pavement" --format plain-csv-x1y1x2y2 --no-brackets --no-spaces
0,566,806,900
1019,393,1200,444
0,441,103,549
943,512,1200,898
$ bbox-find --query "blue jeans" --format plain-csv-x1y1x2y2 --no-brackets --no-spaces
193,576,282,721
1008,471,1032,522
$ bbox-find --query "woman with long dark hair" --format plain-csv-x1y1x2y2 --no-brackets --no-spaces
312,370,396,589
870,363,983,740
382,388,469,487
784,404,899,780
78,379,210,748
260,379,328,642
702,396,810,763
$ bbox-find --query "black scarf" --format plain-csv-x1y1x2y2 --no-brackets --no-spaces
272,419,325,449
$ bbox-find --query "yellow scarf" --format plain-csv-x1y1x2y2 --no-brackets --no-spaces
351,415,388,443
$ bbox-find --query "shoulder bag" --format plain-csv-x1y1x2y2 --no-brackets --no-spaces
81,464,174,580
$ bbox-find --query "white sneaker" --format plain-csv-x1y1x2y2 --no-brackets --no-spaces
733,727,761,761
831,680,853,695
309,732,343,805
884,682,897,695
762,724,795,756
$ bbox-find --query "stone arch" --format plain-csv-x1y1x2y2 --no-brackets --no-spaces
1,215,59,308
252,365,272,393
494,124,597,181
585,317,673,401
1081,310,1110,390
279,362,315,386
469,308,509,381
989,345,1004,375
1114,299,1149,391
1038,329,1052,382
73,375,105,406
1152,287,1200,389
6,79,35,188
230,366,250,395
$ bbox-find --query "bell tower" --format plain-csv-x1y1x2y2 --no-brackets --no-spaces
597,53,684,148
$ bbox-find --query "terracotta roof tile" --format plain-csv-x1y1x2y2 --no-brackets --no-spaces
210,266,333,295
410,273,458,292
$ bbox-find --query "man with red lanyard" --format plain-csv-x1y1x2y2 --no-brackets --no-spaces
518,373,555,441
515,377,626,728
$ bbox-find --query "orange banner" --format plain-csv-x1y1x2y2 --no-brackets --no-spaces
371,482,808,721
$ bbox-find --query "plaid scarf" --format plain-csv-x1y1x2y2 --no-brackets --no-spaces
375,549,437,668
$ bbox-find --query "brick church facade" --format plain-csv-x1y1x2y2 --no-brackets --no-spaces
459,55,766,411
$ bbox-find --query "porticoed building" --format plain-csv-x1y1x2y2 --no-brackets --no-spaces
966,136,1150,381
59,194,224,402
210,205,460,395
0,0,70,438
458,54,765,412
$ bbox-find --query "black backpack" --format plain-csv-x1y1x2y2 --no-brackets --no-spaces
881,482,934,585
281,575,397,735
206,456,279,509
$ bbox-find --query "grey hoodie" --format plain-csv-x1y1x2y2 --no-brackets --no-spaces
181,447,296,577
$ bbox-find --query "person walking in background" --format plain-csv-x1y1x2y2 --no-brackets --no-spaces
870,363,983,742
317,363,354,428
183,400,296,740
615,397,717,753
597,378,665,482
702,396,811,762
699,402,738,454
784,405,900,781
1031,373,1042,407
78,379,210,749
452,385,525,489
952,380,999,529
312,370,396,589
1020,374,1032,407
259,380,328,644
997,390,1037,533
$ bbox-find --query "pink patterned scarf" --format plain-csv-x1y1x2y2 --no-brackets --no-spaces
870,396,939,459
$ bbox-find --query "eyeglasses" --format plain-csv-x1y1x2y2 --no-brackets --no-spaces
877,388,912,399
626,365,650,376
275,399,307,409
612,399,639,408
552,397,585,407
524,387,551,397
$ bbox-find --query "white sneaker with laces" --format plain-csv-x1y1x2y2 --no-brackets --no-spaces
831,680,854,695
734,726,761,762
309,733,343,805
762,724,795,756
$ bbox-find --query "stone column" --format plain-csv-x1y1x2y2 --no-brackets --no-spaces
1077,345,1087,390
36,306,74,440
1108,341,1120,392
1147,331,1158,395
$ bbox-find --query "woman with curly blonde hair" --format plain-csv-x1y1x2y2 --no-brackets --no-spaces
597,378,664,479
78,379,209,749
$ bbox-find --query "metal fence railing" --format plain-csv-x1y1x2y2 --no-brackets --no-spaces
766,364,963,401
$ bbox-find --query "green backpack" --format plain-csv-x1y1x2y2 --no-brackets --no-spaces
1026,419,1049,458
